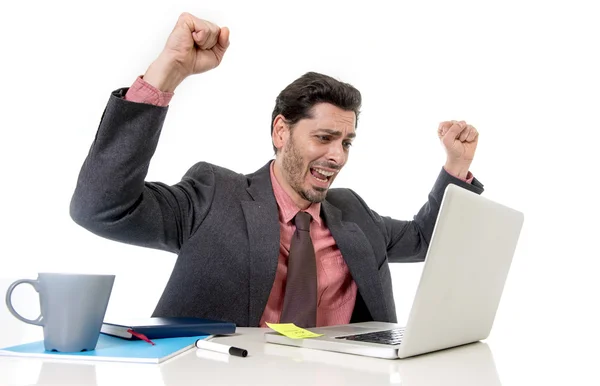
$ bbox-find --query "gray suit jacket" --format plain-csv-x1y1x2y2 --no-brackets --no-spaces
70,88,484,327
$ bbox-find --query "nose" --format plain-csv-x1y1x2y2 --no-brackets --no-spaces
326,141,346,167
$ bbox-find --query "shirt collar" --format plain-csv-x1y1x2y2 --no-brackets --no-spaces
269,161,322,225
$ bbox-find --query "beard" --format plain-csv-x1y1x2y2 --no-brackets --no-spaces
281,135,328,204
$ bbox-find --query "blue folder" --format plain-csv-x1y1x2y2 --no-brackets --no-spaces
0,334,210,364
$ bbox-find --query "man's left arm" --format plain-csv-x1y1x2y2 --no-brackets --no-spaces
383,120,483,263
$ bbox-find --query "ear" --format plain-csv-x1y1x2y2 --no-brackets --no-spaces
272,114,290,152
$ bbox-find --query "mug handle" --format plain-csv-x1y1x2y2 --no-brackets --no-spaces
5,279,44,326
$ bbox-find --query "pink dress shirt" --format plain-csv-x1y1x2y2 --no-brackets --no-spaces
259,162,358,327
125,76,174,106
123,75,473,326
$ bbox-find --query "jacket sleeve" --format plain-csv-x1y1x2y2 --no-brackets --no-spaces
379,168,484,263
69,88,215,254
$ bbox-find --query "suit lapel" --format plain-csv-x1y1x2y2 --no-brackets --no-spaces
321,201,388,322
242,161,280,326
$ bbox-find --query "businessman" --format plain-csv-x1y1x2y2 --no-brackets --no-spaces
70,13,484,328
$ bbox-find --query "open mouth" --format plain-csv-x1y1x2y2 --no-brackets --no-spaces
310,167,335,183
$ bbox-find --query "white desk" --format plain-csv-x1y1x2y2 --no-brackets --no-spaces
0,327,502,386
1,323,598,386
1,272,597,386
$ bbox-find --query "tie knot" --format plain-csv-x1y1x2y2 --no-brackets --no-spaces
294,211,311,231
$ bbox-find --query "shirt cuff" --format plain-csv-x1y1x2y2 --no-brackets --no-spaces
443,166,474,184
124,76,174,107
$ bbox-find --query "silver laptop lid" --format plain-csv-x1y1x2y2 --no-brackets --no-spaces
398,184,524,358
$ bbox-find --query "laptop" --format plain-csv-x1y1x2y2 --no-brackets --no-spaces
265,183,524,359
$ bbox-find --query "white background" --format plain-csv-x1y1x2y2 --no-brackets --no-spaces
0,0,598,384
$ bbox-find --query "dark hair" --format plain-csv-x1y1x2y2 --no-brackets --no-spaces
271,72,362,153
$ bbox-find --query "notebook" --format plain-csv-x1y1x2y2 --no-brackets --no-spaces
100,317,236,340
0,334,210,364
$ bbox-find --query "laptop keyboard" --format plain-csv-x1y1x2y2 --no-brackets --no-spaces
335,328,405,345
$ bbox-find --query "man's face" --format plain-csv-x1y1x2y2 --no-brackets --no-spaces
273,103,356,207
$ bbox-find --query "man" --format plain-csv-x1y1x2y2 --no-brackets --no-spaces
70,13,483,328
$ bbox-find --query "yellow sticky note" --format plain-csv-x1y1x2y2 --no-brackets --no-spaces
266,322,324,339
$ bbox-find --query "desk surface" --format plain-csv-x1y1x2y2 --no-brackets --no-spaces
0,325,596,386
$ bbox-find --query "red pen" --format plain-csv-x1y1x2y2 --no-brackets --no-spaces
127,329,155,345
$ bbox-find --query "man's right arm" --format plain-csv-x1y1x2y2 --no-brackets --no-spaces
69,13,230,253
69,87,208,253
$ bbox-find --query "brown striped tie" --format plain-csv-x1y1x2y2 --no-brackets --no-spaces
280,211,317,328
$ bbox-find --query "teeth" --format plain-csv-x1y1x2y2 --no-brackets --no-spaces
314,168,335,177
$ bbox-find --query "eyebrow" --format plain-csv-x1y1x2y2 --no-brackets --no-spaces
315,128,356,139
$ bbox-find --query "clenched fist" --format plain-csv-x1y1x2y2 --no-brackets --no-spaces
143,13,230,92
438,120,479,179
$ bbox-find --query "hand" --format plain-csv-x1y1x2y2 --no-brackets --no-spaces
143,13,230,92
438,120,479,179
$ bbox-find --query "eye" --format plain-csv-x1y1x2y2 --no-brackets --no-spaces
317,135,331,142
343,141,353,150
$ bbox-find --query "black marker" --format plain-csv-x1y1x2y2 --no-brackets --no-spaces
195,339,248,357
